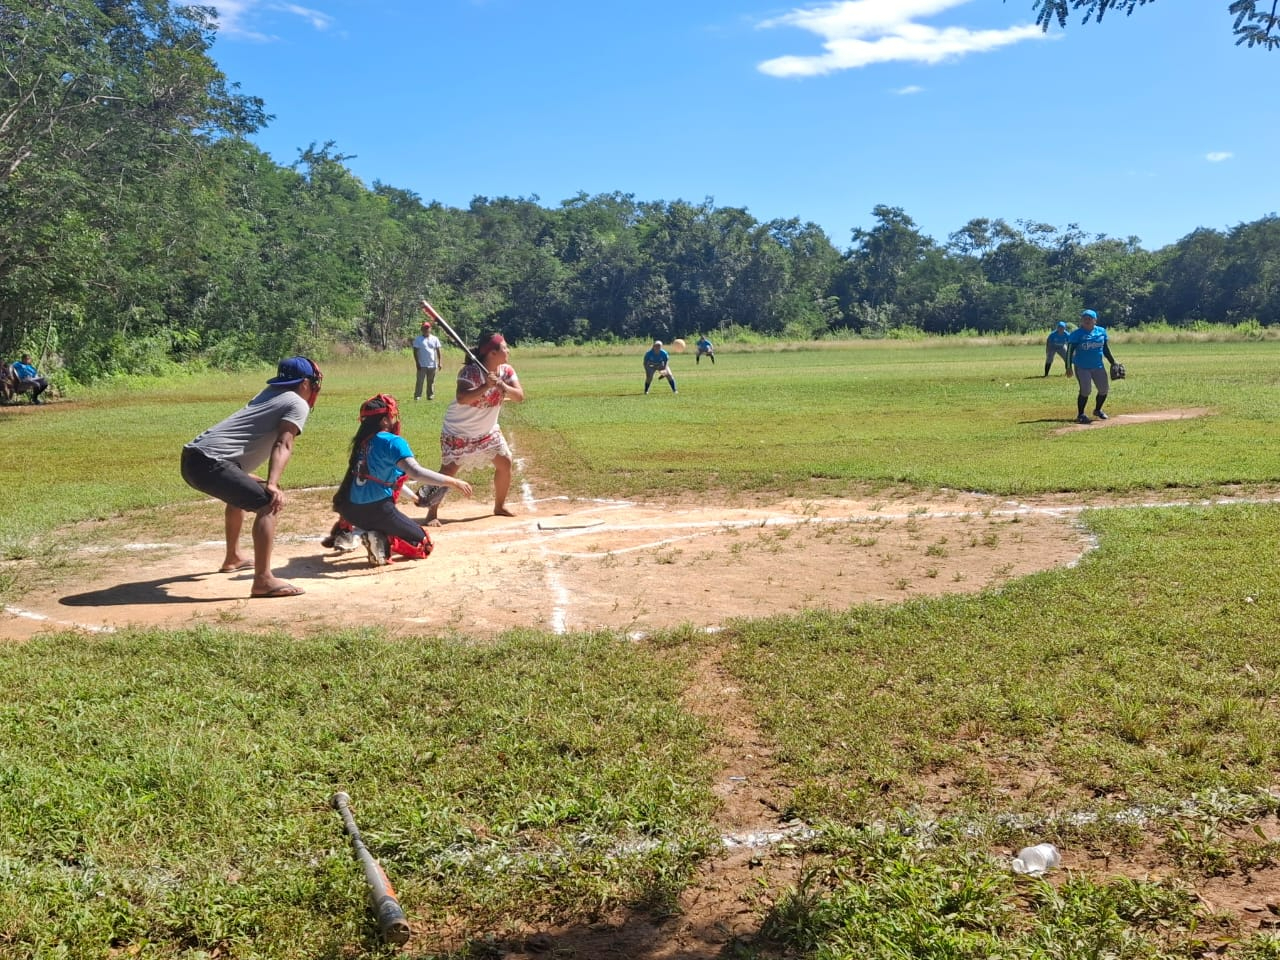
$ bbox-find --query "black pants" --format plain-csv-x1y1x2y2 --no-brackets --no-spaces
338,497,427,545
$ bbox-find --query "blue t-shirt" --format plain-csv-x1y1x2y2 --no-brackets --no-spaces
697,338,713,351
1046,329,1069,347
349,431,413,505
644,348,669,368
1067,326,1108,370
13,361,38,379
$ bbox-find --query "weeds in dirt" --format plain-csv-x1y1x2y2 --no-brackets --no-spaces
762,827,1211,959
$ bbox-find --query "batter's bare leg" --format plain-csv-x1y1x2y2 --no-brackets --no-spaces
492,455,514,517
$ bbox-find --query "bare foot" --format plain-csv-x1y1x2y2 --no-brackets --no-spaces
424,518,442,527
493,506,515,517
219,558,253,573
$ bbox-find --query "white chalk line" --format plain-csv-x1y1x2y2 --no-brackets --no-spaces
0,787,1269,891
518,458,570,634
2,605,115,634
490,495,1280,560
349,785,1278,874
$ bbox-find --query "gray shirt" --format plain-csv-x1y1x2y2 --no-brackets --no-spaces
185,388,311,472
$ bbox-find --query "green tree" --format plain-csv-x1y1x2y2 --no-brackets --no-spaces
836,205,935,331
0,0,265,365
1079,237,1159,326
1020,1,1279,49
1218,215,1280,324
1152,228,1227,324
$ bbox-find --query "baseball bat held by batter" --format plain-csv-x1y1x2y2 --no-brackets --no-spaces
420,300,485,371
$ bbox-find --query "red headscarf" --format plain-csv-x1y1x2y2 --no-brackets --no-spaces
359,394,401,434
476,333,507,361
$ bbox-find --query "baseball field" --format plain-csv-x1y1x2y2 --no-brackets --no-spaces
3,334,1280,958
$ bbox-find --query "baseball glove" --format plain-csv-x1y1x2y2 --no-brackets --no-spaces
1110,362,1126,380
414,483,449,508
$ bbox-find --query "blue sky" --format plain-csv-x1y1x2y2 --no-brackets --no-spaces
205,1,1277,251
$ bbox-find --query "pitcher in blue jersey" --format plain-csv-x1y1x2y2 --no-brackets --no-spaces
1066,310,1120,424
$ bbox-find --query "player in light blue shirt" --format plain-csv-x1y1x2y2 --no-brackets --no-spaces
1066,309,1119,424
696,336,715,365
643,341,677,394
1044,321,1070,376
333,394,473,566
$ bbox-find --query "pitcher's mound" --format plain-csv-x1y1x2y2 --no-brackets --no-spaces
1054,408,1210,434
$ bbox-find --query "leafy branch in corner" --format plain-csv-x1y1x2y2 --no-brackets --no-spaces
1013,0,1279,49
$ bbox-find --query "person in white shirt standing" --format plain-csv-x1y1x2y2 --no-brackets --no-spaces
411,307,443,400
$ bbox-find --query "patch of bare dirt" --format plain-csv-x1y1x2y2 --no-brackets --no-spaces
1052,406,1211,434
0,488,1088,641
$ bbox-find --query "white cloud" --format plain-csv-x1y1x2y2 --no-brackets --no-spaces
207,1,334,41
893,84,925,94
278,4,335,31
757,0,1047,77
1205,151,1234,163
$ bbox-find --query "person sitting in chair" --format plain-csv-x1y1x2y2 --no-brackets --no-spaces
12,354,49,404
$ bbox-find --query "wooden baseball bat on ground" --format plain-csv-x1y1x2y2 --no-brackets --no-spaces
331,792,411,945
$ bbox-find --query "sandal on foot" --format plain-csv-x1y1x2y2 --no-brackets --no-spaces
250,583,304,599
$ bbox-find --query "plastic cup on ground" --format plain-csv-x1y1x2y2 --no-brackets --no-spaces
1012,843,1060,875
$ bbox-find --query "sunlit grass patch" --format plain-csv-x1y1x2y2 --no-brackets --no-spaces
0,627,716,955
722,504,1280,823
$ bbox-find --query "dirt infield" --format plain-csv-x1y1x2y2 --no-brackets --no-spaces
1,487,1094,641
0,408,1216,641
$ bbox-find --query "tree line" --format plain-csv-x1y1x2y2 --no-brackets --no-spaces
4,2,1278,384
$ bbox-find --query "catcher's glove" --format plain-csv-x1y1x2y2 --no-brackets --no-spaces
1110,362,1126,380
414,483,449,508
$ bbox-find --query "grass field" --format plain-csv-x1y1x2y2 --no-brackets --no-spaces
3,337,1280,958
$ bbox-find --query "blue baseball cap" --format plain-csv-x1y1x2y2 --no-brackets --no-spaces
1056,321,1067,328
267,356,321,387
1080,309,1098,320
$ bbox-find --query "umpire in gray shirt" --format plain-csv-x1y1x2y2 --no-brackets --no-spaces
181,357,322,598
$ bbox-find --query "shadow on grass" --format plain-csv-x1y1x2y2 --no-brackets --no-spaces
459,910,768,960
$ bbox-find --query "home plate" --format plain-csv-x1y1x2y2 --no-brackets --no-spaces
537,517,605,531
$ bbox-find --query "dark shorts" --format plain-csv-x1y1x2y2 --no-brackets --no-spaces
338,497,427,545
181,446,271,513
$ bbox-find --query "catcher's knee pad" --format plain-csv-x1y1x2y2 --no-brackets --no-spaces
388,533,433,560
